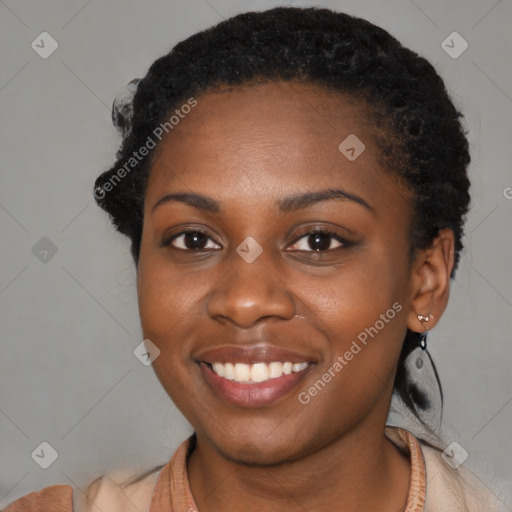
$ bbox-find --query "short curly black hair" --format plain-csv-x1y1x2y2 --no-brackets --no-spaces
94,6,471,428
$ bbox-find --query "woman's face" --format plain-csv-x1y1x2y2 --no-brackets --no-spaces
137,81,417,464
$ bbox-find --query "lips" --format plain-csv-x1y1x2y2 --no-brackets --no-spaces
194,343,317,408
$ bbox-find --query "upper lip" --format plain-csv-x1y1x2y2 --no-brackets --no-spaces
194,343,317,365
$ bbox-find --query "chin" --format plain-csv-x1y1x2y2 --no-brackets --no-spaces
204,426,312,467
220,441,303,467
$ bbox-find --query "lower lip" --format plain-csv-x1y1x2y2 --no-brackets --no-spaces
199,362,313,408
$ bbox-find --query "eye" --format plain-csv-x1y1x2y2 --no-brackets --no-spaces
288,230,347,252
165,229,221,251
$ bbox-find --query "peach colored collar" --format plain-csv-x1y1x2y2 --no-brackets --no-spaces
150,426,426,511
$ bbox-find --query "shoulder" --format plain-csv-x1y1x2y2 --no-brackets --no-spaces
73,468,161,512
420,442,508,512
3,485,73,512
3,467,163,512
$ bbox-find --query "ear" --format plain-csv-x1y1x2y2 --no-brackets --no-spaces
407,228,455,333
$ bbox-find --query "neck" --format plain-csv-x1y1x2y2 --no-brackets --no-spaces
187,421,411,512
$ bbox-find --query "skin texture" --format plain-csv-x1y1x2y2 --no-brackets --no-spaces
136,81,455,511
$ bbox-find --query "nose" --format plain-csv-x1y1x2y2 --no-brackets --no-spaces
206,252,296,328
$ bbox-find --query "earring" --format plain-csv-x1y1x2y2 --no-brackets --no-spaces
417,313,432,351
418,331,427,350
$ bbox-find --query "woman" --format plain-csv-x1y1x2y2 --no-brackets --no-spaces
5,6,505,511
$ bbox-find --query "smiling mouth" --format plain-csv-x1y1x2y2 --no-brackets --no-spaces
199,360,313,408
206,361,310,383
195,342,317,406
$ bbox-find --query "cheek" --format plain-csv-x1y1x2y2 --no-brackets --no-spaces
298,256,405,328
136,254,206,413
294,252,409,388
137,253,209,340
297,275,407,430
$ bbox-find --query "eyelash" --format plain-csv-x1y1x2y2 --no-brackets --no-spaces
162,228,351,253
289,229,350,252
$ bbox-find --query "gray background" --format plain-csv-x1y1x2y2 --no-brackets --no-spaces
1,0,511,508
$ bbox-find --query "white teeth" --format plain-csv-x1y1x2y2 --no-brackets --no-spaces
213,362,224,378
224,362,235,380
251,363,269,382
268,362,283,379
282,362,293,375
234,363,251,382
210,361,309,383
292,362,308,372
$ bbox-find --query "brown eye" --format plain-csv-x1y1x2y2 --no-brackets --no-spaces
168,230,221,251
288,230,345,252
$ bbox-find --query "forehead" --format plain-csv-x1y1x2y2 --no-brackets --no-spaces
145,81,403,209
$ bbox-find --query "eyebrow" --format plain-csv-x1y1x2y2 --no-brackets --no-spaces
152,192,220,214
278,188,373,213
151,188,373,215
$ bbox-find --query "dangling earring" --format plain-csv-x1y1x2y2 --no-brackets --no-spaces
418,332,427,350
417,313,433,351
400,313,443,431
